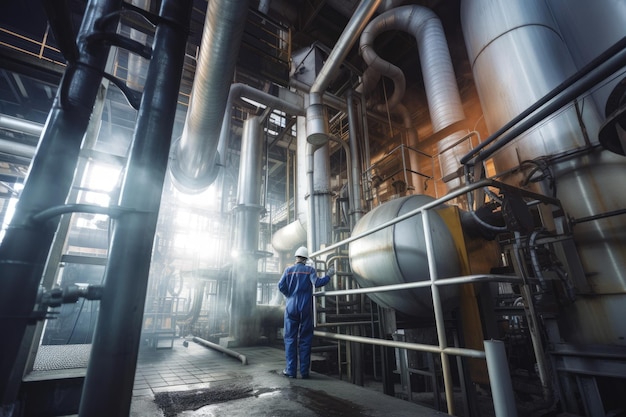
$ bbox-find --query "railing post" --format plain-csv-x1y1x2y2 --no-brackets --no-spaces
484,339,518,417
422,209,455,415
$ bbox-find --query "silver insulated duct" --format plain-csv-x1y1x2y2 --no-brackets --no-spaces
461,0,626,345
360,5,467,191
360,5,465,134
170,0,248,192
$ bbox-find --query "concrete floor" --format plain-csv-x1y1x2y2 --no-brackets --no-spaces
129,339,449,417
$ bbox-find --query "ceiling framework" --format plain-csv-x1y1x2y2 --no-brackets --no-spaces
0,0,472,211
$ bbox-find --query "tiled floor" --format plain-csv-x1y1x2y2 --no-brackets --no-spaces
128,339,448,416
28,340,448,416
133,339,255,397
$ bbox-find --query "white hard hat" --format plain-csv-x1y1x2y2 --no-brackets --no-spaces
295,246,309,258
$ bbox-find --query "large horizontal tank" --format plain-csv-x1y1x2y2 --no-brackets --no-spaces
349,195,461,317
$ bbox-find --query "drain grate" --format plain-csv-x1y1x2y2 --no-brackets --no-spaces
154,383,253,417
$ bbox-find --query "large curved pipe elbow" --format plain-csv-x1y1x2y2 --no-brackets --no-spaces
359,5,464,132
171,0,248,192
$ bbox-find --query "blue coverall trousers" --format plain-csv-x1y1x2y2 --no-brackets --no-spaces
283,309,313,377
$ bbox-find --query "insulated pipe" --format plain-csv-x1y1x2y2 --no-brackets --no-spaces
395,102,423,192
329,134,354,214
360,47,406,111
0,0,121,405
193,336,248,365
78,1,193,414
313,144,333,252
271,116,308,253
359,65,422,192
360,5,465,133
230,116,265,346
170,0,249,192
0,139,35,159
306,141,317,250
306,0,381,252
307,0,382,145
347,90,364,226
217,83,304,167
0,115,43,137
291,77,405,131
126,0,150,90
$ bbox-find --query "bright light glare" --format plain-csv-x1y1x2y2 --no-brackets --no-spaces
76,163,122,229
82,164,122,206
0,183,24,242
173,182,220,210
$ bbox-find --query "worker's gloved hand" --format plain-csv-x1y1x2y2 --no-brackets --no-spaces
327,266,335,277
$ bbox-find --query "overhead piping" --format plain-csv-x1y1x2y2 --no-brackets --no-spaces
360,5,464,133
217,83,304,167
359,51,406,112
170,0,249,192
306,0,382,146
0,114,44,137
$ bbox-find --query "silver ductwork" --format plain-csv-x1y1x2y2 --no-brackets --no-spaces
0,115,44,137
271,116,308,253
127,0,150,91
0,139,35,159
360,5,467,192
231,116,264,345
359,52,406,112
306,0,382,146
349,194,461,317
461,0,626,345
217,83,304,166
170,0,248,192
360,5,465,134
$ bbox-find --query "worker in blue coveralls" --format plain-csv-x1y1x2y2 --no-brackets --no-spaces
278,246,334,379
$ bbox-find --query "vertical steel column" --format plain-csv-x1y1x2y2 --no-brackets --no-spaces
78,0,193,415
0,0,121,407
17,82,111,390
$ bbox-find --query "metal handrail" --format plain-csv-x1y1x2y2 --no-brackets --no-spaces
316,273,521,297
310,178,557,416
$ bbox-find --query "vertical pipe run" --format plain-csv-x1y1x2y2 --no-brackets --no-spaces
0,0,122,406
484,340,518,417
305,0,381,250
306,142,316,251
230,116,265,345
310,0,382,97
170,0,249,191
312,144,333,250
79,0,193,415
347,90,364,227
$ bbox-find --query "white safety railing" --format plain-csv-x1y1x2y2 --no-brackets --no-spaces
311,178,562,416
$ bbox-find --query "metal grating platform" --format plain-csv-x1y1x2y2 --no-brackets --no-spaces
32,344,91,371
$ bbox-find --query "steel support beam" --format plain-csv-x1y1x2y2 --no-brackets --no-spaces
78,0,193,415
0,0,122,408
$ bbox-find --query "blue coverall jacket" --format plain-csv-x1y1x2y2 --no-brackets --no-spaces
278,261,330,377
